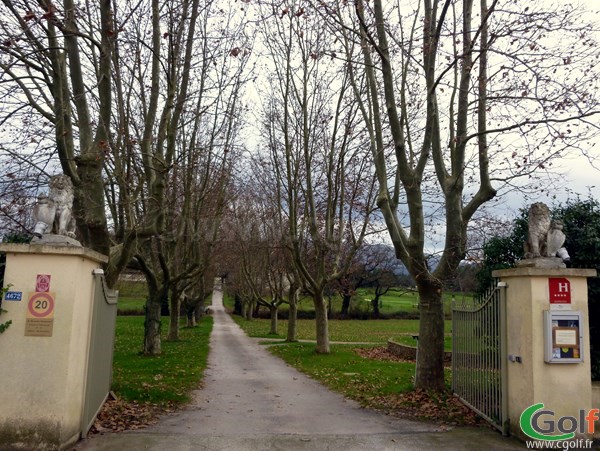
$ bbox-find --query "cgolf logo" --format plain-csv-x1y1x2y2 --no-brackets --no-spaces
520,403,599,441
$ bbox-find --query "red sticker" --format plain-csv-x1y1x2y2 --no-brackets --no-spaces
36,274,51,293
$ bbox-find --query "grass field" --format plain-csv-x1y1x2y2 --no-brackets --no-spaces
224,288,470,319
269,343,418,399
115,280,217,314
111,316,212,405
117,296,146,313
115,280,147,313
231,316,453,351
266,342,462,421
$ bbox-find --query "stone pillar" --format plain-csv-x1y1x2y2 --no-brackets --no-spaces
0,243,108,450
493,267,596,440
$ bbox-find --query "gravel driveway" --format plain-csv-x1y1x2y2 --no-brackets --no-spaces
76,288,524,450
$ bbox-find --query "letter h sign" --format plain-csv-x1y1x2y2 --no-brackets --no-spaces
549,278,571,305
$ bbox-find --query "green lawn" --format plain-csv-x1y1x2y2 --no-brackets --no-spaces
224,288,470,318
115,280,147,313
354,287,467,316
116,296,146,313
107,301,462,426
116,280,147,297
115,280,214,314
111,316,212,405
231,316,452,345
269,343,418,404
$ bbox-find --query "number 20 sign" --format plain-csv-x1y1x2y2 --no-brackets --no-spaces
27,292,55,319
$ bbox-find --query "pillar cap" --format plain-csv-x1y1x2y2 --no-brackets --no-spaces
0,242,108,264
492,267,597,278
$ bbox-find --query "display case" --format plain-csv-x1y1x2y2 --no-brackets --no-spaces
543,310,584,363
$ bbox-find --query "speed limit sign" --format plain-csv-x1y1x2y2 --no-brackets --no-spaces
27,292,55,319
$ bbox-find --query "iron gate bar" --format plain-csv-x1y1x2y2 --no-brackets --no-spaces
452,280,509,435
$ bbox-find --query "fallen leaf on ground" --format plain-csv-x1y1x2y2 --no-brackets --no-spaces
89,398,172,434
355,346,412,362
353,347,484,427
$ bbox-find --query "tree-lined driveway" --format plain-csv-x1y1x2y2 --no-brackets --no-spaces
78,288,524,450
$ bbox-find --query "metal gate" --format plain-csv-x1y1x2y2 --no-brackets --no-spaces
81,269,118,436
452,280,509,435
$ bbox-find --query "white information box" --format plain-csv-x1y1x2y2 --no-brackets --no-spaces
543,310,584,363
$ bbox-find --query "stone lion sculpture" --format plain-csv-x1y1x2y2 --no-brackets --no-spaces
523,202,569,262
524,202,551,258
32,174,76,238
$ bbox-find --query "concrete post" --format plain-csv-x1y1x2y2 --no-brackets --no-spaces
0,243,108,450
492,267,596,441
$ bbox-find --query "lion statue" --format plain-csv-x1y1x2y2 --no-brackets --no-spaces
32,174,76,238
523,202,551,258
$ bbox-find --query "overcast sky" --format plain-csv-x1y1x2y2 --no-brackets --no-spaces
490,0,600,215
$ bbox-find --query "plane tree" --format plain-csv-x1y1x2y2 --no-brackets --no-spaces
0,0,250,355
339,244,408,318
257,1,377,353
0,0,116,263
322,0,600,390
113,0,248,353
222,167,295,335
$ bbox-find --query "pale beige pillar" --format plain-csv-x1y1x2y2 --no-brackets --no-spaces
0,243,107,449
493,267,596,440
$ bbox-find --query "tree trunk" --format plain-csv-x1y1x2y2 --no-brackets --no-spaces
314,290,330,354
286,286,299,342
144,288,165,355
340,292,351,319
253,301,260,318
194,300,204,323
371,295,381,318
167,288,181,341
414,281,445,391
73,156,110,258
242,301,251,320
269,304,278,335
186,308,196,327
234,294,242,315
160,291,170,317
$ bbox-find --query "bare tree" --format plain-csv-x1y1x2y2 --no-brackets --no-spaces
257,1,377,353
324,0,600,390
222,168,286,334
0,0,250,354
120,0,248,354
339,243,407,318
0,0,115,258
